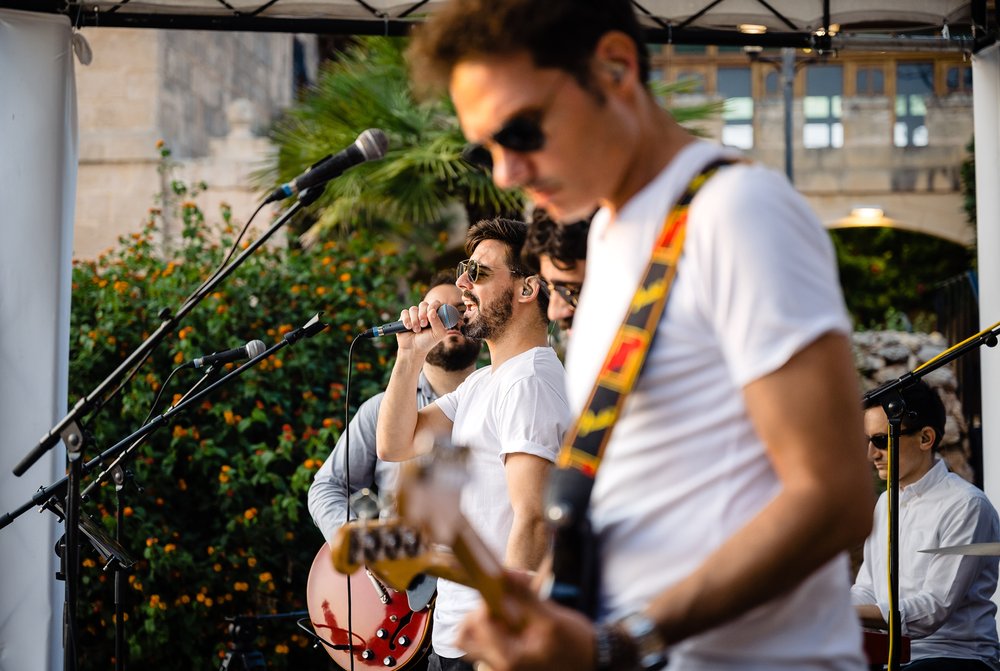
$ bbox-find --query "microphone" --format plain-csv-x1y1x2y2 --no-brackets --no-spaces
191,339,267,369
360,304,460,338
264,129,389,203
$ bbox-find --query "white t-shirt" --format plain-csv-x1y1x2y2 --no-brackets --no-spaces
566,140,863,669
852,458,1000,661
431,346,569,658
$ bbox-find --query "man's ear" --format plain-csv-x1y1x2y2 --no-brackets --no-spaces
918,427,936,452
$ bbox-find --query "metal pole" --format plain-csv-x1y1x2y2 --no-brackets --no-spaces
782,47,795,183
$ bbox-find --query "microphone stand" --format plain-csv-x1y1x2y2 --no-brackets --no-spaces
5,186,325,671
862,321,1000,671
78,364,223,671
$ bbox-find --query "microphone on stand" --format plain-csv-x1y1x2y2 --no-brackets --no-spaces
264,129,389,204
191,340,267,369
360,304,461,338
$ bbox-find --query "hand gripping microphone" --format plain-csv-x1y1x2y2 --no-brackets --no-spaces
264,129,389,204
360,304,461,338
191,339,267,369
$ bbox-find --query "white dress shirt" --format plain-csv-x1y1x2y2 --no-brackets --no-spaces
852,458,1000,661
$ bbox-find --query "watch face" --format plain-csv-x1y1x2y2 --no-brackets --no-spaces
621,613,667,670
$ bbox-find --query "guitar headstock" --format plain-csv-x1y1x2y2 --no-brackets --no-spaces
330,518,470,594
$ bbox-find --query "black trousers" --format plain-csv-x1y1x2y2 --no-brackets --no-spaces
426,652,475,671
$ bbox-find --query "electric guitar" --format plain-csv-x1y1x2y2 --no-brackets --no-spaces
326,446,527,630
306,542,433,670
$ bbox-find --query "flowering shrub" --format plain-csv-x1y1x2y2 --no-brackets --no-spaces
71,180,437,668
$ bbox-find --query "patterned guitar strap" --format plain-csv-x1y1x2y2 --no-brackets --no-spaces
545,157,736,615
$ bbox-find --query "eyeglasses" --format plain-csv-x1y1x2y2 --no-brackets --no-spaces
462,74,569,171
544,280,582,308
867,428,920,451
456,258,525,284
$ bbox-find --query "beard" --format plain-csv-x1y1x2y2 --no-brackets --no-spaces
424,333,482,371
460,286,513,341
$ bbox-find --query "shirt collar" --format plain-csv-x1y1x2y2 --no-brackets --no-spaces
905,457,948,497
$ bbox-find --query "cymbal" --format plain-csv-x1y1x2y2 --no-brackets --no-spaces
920,542,1000,556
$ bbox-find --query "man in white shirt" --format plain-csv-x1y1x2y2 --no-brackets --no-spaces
307,274,480,543
853,380,1000,670
376,218,571,671
405,1,875,670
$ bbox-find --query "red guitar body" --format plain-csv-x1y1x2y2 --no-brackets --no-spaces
307,544,433,670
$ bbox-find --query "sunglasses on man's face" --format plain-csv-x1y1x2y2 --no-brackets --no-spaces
461,74,568,171
867,427,920,451
544,280,582,308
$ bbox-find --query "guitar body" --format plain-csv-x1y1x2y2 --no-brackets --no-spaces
307,544,432,670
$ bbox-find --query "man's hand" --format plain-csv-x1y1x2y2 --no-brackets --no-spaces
458,571,597,671
395,298,451,358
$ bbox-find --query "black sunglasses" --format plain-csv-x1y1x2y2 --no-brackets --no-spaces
867,427,920,451
544,280,582,308
461,74,568,171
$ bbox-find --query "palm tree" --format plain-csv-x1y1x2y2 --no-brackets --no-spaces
265,37,520,247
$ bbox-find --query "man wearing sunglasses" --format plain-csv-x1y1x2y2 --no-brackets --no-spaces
522,211,589,339
376,218,571,671
407,1,874,670
852,381,1000,670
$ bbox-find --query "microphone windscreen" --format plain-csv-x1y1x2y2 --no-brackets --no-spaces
438,304,460,329
357,129,388,161
246,340,267,358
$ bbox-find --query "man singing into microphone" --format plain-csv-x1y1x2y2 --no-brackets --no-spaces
376,218,571,671
308,273,481,542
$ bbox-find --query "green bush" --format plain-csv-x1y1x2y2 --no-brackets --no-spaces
70,176,437,668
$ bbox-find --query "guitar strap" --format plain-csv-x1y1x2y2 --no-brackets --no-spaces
552,158,737,497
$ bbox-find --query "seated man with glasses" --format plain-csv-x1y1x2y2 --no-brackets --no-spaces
853,380,1000,670
521,210,589,339
376,217,571,671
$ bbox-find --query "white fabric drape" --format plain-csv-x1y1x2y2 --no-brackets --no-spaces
0,8,77,671
974,43,1000,621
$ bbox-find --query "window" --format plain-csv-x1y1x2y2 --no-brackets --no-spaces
764,71,780,98
855,66,885,95
717,67,754,149
895,62,933,147
946,65,972,94
803,65,843,149
674,70,707,94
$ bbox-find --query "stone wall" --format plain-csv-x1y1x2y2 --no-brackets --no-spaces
73,29,314,259
853,330,973,481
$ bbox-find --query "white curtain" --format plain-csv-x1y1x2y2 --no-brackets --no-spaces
976,44,1000,567
0,8,77,671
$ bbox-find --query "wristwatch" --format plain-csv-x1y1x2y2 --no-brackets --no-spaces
618,612,668,670
594,612,668,671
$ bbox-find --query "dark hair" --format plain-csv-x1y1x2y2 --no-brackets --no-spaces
465,217,549,320
428,269,458,291
522,210,590,273
407,0,650,96
863,380,947,450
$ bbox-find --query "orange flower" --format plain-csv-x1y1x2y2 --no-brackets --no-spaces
173,352,184,365
259,572,273,583
163,543,176,553
339,273,351,282
244,508,258,520
123,506,134,517
247,557,257,568
172,425,187,439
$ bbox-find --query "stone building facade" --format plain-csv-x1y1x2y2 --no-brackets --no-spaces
74,29,315,259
